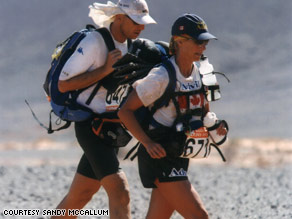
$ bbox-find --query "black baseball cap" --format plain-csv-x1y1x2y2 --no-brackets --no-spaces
171,13,217,40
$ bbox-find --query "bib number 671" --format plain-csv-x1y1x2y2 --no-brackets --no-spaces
181,138,210,158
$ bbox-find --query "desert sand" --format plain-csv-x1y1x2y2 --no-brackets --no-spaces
0,138,291,219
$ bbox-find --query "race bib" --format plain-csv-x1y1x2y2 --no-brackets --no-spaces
180,127,211,159
105,84,130,111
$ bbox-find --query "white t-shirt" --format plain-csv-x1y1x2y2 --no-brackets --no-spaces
59,29,128,113
133,56,205,127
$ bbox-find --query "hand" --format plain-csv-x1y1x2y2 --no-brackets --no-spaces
144,141,166,159
105,49,122,72
216,122,227,136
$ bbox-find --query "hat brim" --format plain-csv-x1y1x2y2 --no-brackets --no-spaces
196,32,217,40
128,14,157,25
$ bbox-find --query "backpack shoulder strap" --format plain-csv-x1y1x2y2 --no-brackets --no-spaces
96,27,116,52
151,58,177,112
127,38,132,50
85,27,116,105
96,27,131,53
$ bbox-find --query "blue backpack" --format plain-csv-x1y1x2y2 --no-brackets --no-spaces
26,36,168,134
41,25,116,133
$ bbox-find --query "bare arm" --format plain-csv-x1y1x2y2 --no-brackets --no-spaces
58,49,122,93
118,90,166,159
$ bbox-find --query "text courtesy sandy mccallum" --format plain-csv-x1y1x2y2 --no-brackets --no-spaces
1,208,109,217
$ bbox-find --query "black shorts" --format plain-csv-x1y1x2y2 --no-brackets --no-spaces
137,145,189,188
75,119,120,181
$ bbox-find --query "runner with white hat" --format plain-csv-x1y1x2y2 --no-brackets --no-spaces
52,1,155,218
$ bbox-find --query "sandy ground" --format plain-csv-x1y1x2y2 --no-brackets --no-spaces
0,138,291,219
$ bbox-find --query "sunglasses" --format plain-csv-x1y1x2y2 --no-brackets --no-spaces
179,36,209,46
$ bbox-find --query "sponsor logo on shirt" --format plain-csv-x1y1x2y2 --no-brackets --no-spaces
180,81,200,91
77,47,84,55
61,71,69,76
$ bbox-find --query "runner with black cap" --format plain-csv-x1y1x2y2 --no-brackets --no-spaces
119,13,227,218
